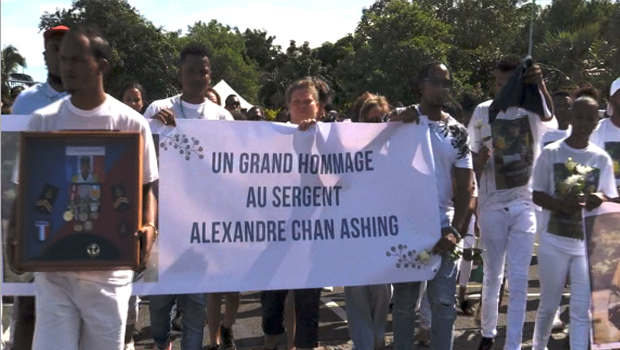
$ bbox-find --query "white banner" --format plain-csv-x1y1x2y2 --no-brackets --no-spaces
1,116,442,295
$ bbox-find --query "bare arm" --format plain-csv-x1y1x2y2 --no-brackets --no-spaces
471,146,491,178
432,167,474,255
452,167,475,234
138,182,158,269
538,82,554,122
533,190,581,214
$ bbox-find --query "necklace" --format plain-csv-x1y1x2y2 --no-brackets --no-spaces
178,95,206,119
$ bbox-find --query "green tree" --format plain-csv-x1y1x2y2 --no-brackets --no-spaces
183,20,261,104
39,0,180,100
605,5,620,74
335,0,452,106
536,22,615,93
436,0,532,98
243,29,280,70
539,0,616,32
1,45,27,98
316,36,356,107
534,0,619,98
258,40,329,109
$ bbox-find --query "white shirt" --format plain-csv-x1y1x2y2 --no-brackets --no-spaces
467,100,556,211
541,126,571,147
28,94,159,285
591,118,620,186
12,82,68,115
144,94,233,121
419,112,473,227
532,140,618,255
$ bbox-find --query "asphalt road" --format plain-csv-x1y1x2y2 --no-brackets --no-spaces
2,251,573,350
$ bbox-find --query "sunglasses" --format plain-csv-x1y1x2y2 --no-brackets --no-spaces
425,78,453,89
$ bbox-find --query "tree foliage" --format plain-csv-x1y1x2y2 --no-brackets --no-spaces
183,21,261,103
536,0,619,94
40,0,179,101
34,0,620,111
1,45,27,97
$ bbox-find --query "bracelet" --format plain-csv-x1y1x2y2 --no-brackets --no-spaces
143,222,158,241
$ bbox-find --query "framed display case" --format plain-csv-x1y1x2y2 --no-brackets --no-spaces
14,132,143,271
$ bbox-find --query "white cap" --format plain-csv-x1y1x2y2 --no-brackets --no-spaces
608,77,620,116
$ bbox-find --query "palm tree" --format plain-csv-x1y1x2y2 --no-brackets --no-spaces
535,23,611,90
1,45,27,97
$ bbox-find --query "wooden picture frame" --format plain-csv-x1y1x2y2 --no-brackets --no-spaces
15,132,143,271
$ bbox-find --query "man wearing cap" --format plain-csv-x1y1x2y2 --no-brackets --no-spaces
8,24,70,350
592,77,620,194
12,25,70,115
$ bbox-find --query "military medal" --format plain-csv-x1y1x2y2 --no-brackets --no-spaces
63,210,74,222
84,221,93,232
74,223,83,232
90,185,100,199
79,212,88,222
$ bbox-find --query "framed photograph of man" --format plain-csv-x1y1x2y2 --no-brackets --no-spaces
14,132,143,271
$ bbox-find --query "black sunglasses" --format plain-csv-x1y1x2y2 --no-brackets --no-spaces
425,77,453,89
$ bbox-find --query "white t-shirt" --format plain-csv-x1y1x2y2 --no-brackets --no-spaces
591,118,620,186
28,94,159,285
144,94,233,121
419,112,473,228
541,126,571,147
532,140,618,255
12,82,68,115
467,100,556,211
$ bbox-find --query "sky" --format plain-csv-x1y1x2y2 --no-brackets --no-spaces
1,0,553,84
0,0,375,83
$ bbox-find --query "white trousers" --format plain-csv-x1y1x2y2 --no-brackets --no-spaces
32,272,131,350
479,203,536,350
532,242,590,350
458,234,476,287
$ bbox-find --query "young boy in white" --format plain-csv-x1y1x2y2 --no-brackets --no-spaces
531,97,618,350
539,90,574,331
467,57,556,350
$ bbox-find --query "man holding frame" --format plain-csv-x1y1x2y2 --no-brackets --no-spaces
8,26,158,349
